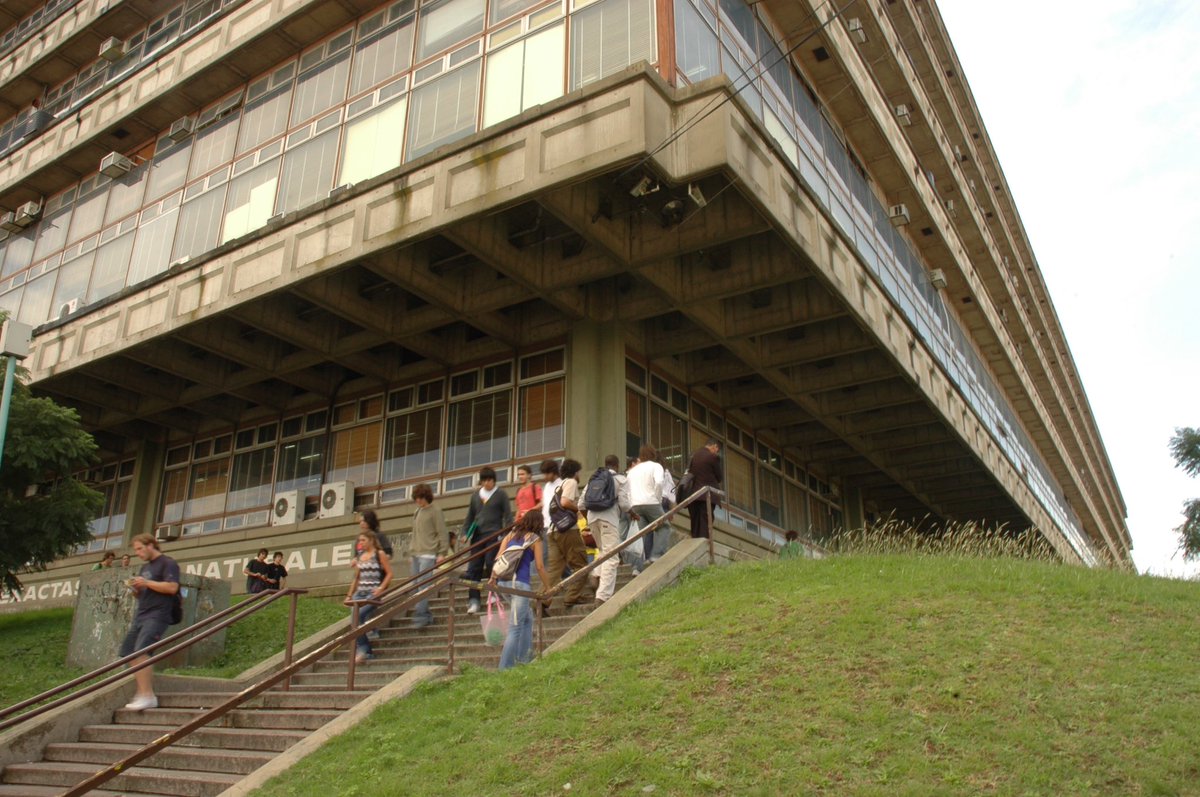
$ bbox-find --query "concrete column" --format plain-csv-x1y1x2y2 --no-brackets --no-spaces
123,439,165,541
566,319,626,469
842,483,865,531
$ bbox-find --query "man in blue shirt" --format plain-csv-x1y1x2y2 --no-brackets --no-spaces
119,533,180,711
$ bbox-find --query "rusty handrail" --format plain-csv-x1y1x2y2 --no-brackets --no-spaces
58,558,490,797
0,586,307,731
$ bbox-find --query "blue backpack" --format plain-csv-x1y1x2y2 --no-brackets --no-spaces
583,468,617,511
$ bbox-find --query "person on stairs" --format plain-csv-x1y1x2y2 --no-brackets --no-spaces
344,529,393,664
491,511,550,670
462,467,513,615
409,482,450,629
545,458,590,610
120,533,180,711
581,454,632,606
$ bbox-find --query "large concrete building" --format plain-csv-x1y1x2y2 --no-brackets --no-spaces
0,0,1131,604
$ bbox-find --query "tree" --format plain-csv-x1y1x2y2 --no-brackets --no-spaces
1169,427,1200,561
0,339,104,595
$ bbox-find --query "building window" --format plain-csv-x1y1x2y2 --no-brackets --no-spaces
626,387,646,460
446,390,512,470
185,458,229,519
649,402,687,476
382,407,443,482
757,466,782,526
328,421,383,486
517,378,564,457
275,434,326,495
725,447,753,512
482,22,564,127
569,0,656,91
417,0,485,61
227,446,276,512
407,60,482,160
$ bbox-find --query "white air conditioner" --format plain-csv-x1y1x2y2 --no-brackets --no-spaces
888,203,910,226
272,490,304,526
929,269,948,290
99,152,134,178
168,116,195,142
98,36,125,62
154,523,181,542
847,18,867,44
57,298,79,319
945,198,957,217
0,212,19,233
894,104,912,127
318,481,355,519
15,200,41,226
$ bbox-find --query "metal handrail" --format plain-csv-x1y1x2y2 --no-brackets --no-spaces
0,586,306,732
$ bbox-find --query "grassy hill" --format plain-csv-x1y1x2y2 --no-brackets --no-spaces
251,554,1200,797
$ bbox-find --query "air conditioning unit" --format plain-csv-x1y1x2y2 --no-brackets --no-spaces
168,116,195,142
318,481,355,519
272,490,304,526
154,523,181,542
953,145,967,163
99,151,134,178
888,203,910,226
0,212,19,233
894,104,912,127
15,200,41,227
98,36,125,62
929,269,948,290
847,18,867,44
945,198,957,217
57,298,80,319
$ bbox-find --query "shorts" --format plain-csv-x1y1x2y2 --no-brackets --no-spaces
119,616,170,658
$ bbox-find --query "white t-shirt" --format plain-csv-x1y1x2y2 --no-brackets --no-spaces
627,460,664,507
541,476,563,531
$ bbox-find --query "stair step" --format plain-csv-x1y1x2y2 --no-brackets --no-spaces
0,786,136,796
159,690,370,711
44,741,273,775
80,723,308,752
113,706,341,731
2,761,239,797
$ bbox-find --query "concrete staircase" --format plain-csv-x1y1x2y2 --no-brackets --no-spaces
0,565,637,796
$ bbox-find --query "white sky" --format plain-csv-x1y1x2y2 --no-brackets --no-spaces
935,0,1200,577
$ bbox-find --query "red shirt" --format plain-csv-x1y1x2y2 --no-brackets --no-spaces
515,482,542,520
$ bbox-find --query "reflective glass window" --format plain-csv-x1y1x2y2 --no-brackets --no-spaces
482,23,564,128
382,407,442,482
407,61,481,160
446,391,511,470
228,448,277,511
517,378,564,457
570,0,655,90
417,0,485,61
340,96,408,185
223,159,280,243
351,13,415,95
276,128,341,214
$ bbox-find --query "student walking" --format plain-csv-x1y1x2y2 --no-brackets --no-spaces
628,445,668,564
545,458,590,609
581,454,631,604
462,467,513,614
119,534,180,711
344,529,393,664
409,483,450,628
491,512,550,670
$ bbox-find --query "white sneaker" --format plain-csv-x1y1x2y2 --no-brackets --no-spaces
466,600,480,615
124,694,158,711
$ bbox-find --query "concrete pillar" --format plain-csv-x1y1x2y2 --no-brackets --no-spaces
842,483,865,531
566,319,626,469
123,438,165,541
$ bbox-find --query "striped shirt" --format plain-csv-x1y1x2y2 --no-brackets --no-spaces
356,553,383,592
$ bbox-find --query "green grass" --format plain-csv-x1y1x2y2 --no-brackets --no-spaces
0,596,348,708
0,608,87,708
252,555,1200,797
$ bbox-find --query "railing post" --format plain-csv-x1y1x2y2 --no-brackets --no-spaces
446,583,456,675
535,595,544,660
707,490,715,565
282,591,299,691
346,603,359,691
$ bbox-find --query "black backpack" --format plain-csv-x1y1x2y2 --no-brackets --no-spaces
583,468,617,511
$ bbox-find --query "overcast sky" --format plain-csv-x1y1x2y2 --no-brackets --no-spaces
934,0,1200,577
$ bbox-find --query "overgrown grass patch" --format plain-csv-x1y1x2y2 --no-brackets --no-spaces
253,555,1200,797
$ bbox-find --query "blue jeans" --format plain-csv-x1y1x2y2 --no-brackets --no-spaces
410,554,437,624
633,503,668,561
498,580,533,670
351,589,377,657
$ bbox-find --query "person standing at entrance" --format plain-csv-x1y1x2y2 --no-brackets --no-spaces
462,467,513,614
409,483,450,628
686,438,723,539
119,534,180,711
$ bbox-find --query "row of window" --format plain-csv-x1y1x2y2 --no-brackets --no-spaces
0,0,657,330
670,0,1093,561
0,0,79,59
625,357,840,541
155,350,566,528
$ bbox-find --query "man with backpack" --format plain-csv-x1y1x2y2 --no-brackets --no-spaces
580,454,631,605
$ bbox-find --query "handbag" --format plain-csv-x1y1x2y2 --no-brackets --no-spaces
492,533,537,581
481,592,508,646
676,471,696,502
